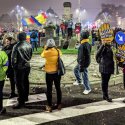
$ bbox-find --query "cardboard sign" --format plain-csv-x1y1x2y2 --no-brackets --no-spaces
99,23,114,43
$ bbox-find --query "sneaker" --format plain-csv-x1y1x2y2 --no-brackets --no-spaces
83,89,91,95
0,108,6,115
73,81,81,85
46,105,52,112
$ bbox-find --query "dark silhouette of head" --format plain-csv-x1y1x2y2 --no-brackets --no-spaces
18,32,26,42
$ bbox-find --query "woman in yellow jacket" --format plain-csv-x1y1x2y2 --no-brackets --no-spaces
41,39,62,112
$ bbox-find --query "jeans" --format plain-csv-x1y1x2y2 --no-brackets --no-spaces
101,73,111,97
92,38,95,46
14,67,30,104
46,73,62,106
74,64,91,90
31,41,38,51
0,81,4,110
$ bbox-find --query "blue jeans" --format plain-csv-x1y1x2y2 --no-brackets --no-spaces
31,41,38,51
92,38,95,46
74,64,91,90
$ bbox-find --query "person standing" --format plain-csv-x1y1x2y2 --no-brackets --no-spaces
0,50,8,114
41,39,62,112
2,37,17,98
96,41,114,102
30,30,38,51
11,32,32,109
73,31,92,94
56,24,60,37
67,20,73,39
123,66,125,103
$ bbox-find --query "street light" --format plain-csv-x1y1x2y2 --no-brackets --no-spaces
10,5,29,31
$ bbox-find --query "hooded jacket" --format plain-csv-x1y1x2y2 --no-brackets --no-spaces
77,39,91,71
96,44,114,74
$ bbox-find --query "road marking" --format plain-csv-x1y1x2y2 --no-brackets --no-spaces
1,97,125,125
3,93,47,107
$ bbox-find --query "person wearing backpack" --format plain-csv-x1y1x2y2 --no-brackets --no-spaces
30,30,38,51
96,41,114,102
0,50,8,114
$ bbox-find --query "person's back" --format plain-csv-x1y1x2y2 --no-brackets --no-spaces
30,30,38,42
41,46,61,73
12,41,32,69
11,32,32,109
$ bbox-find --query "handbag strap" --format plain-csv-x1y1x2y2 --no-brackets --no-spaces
55,48,60,57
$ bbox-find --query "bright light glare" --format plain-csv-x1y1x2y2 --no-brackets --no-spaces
76,9,80,14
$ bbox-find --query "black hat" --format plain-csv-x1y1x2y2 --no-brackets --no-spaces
18,32,26,41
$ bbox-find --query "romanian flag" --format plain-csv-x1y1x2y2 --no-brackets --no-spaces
26,32,31,42
22,12,47,26
31,16,42,26
22,18,34,26
42,13,48,19
35,13,47,25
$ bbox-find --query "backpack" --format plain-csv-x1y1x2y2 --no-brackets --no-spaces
30,32,37,39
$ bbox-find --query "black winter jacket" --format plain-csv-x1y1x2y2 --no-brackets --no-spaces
11,41,32,69
2,43,16,77
96,44,114,74
77,42,91,71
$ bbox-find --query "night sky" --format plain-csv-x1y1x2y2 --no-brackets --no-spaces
0,0,125,20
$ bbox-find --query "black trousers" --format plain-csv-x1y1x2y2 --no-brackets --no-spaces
68,28,72,38
0,81,4,110
14,67,30,104
123,73,125,89
101,73,111,97
46,73,62,106
9,76,16,94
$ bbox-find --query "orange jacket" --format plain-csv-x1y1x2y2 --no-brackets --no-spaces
41,48,62,73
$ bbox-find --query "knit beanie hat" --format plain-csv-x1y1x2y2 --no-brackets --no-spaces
46,39,56,47
80,31,89,40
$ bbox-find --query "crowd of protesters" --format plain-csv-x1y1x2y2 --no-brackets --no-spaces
0,26,125,115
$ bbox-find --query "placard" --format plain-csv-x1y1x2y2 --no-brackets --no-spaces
99,23,114,43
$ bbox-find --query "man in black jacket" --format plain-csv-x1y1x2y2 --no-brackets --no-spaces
73,31,91,94
11,32,32,109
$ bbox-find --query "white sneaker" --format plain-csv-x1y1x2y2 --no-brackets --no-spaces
73,81,80,85
83,90,91,95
